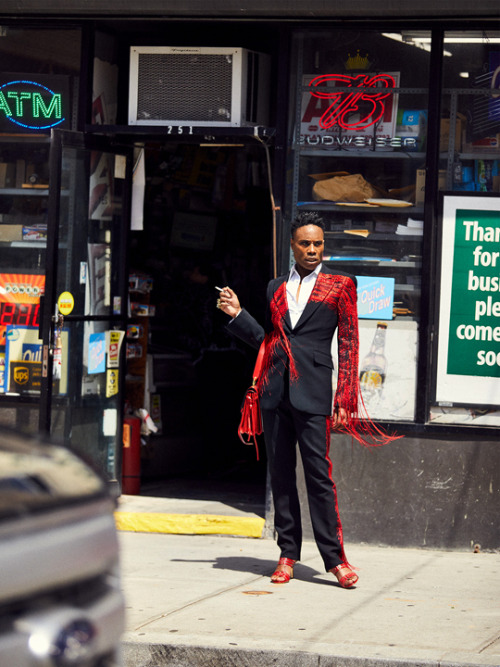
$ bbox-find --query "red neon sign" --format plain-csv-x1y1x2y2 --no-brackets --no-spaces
308,73,396,131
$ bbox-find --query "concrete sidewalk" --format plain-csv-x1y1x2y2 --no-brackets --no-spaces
117,495,500,667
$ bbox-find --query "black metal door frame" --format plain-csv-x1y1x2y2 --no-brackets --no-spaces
39,128,133,437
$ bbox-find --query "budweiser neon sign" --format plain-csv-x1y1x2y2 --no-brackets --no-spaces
307,73,396,131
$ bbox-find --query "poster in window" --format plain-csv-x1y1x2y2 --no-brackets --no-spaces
4,325,69,395
87,243,109,315
89,151,114,220
332,319,417,422
435,194,500,406
0,273,45,347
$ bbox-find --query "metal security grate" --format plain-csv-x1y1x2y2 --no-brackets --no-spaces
136,53,234,122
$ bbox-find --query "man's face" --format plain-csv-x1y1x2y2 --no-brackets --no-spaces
291,224,324,275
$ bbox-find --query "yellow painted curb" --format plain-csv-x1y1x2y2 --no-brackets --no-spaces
115,512,265,538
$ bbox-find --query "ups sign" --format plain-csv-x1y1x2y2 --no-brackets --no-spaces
13,366,29,385
9,360,41,393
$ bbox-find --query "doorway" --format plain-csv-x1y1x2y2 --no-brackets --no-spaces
126,139,272,505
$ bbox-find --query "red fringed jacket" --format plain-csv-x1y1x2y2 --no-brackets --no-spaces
228,265,398,447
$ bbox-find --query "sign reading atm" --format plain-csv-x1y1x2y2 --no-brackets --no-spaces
0,73,70,132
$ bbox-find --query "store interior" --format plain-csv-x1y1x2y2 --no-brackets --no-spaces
125,140,273,504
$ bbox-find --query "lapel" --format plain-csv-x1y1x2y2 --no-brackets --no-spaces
270,275,293,332
293,268,335,330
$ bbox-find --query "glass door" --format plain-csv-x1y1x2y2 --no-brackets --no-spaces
40,129,132,488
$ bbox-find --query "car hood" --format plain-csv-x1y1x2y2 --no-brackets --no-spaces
0,429,107,520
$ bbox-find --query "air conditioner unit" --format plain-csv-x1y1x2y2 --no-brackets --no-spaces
128,46,270,127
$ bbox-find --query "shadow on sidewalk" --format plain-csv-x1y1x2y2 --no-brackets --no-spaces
171,555,342,587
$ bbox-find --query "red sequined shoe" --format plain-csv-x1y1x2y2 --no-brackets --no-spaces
270,557,296,584
331,563,359,588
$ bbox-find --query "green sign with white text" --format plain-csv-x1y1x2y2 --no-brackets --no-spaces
448,208,500,377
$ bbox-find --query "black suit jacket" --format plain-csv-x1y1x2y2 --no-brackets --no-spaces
228,265,359,416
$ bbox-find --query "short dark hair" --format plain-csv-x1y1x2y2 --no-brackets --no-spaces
290,211,325,238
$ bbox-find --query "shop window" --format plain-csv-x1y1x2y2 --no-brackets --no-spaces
440,30,500,194
0,27,81,409
430,30,500,427
286,29,431,423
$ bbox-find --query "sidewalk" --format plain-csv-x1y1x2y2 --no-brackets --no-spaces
116,493,500,667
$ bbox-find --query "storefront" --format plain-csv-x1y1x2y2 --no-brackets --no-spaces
0,3,498,547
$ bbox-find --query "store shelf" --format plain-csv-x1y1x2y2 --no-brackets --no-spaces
395,283,420,292
298,202,424,215
0,133,50,141
296,148,426,159
0,187,49,196
326,258,420,268
0,393,41,403
456,152,500,161
325,236,422,243
9,241,47,248
0,188,70,196
384,260,421,268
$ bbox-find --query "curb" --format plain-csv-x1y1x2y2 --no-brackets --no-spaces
122,640,487,667
114,512,265,538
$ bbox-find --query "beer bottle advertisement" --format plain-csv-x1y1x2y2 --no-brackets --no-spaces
359,322,387,403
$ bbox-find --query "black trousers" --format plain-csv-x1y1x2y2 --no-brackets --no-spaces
261,396,347,572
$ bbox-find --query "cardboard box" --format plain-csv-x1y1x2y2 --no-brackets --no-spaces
440,115,465,152
463,134,500,152
0,163,16,188
0,163,7,188
15,159,25,189
415,169,426,205
415,169,447,205
0,225,24,241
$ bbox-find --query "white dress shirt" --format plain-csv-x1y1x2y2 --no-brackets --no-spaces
286,263,322,329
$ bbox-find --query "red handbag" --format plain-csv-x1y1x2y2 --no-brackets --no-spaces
238,342,266,461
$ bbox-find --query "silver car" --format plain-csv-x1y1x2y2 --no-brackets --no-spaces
0,429,125,666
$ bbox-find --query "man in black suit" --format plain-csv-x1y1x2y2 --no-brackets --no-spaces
218,211,361,588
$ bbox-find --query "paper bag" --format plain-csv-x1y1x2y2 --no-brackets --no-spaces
312,173,380,202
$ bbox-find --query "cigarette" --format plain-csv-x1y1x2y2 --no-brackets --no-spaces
215,286,223,292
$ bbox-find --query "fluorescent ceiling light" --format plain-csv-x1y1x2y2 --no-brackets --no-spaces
382,32,431,51
382,33,452,56
402,30,500,44
424,37,500,43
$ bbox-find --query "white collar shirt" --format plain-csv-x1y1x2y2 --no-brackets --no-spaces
286,263,322,329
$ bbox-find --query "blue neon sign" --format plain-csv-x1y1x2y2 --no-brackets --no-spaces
0,79,65,130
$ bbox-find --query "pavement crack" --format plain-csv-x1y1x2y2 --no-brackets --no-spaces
133,574,264,631
478,632,500,654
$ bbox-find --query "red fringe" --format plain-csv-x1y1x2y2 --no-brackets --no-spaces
259,273,402,449
331,389,404,449
257,283,299,394
331,276,403,448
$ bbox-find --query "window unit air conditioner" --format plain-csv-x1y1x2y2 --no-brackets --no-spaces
128,46,270,127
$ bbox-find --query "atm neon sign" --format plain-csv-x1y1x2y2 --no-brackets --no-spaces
0,79,65,130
